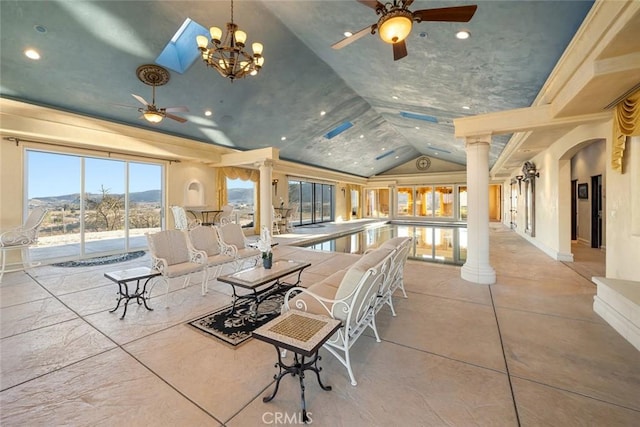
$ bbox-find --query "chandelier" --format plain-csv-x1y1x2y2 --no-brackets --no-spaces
196,0,264,81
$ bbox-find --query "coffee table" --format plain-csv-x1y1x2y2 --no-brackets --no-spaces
104,267,161,319
217,260,311,315
253,309,342,423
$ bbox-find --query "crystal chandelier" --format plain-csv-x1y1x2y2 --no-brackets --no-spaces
196,0,264,81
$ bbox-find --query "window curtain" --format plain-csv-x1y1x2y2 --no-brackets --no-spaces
612,88,640,173
346,184,362,220
217,167,260,233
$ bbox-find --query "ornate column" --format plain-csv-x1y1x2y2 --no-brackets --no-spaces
461,136,496,284
258,160,273,231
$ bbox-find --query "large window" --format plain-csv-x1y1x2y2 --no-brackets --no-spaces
27,150,163,262
288,179,334,226
226,177,255,228
364,188,390,218
394,185,462,220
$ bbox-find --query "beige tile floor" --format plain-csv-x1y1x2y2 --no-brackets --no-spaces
1,222,639,426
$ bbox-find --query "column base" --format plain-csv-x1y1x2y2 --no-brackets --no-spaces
461,263,496,285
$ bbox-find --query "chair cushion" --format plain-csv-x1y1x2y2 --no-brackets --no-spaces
164,261,203,278
149,230,190,266
289,280,339,316
380,236,411,250
206,253,234,267
220,224,246,248
334,247,393,302
236,247,261,259
189,226,221,256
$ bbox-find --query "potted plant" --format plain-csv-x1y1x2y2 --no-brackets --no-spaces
257,226,273,269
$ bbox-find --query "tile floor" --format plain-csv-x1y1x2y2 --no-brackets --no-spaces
1,222,638,426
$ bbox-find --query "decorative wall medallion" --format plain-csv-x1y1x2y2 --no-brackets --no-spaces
416,156,431,171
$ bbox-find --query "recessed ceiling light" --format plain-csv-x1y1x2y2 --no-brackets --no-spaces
328,152,332,156
392,95,399,100
395,156,399,159
24,49,40,60
359,134,364,138
381,147,386,151
204,110,212,116
354,161,358,164
34,25,47,33
415,126,420,130
462,105,470,110
434,152,439,155
456,30,470,40
320,110,326,116
281,136,286,141
344,31,353,37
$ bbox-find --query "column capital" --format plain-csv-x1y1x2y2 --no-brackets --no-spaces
256,159,274,169
465,135,492,147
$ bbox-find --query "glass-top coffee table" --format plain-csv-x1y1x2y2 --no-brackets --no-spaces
217,260,311,315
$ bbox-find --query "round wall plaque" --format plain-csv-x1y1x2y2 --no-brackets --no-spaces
416,156,432,171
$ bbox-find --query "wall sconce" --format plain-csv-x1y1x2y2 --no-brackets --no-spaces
272,179,278,195
522,161,539,180
341,187,346,197
516,175,524,194
272,179,278,185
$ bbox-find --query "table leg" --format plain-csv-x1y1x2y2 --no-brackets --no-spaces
120,281,131,319
263,345,331,423
109,282,126,315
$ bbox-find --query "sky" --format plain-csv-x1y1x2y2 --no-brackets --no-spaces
27,150,253,198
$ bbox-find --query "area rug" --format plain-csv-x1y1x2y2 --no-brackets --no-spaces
52,251,146,267
188,292,296,347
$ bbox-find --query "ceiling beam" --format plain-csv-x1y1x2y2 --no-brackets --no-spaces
454,105,611,139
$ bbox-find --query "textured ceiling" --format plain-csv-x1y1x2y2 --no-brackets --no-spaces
0,0,594,177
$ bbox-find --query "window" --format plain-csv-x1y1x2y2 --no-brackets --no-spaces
458,186,468,220
364,189,390,218
226,177,255,227
27,150,163,263
288,179,334,226
397,187,413,217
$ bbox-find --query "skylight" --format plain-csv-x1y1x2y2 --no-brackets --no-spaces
156,18,206,74
399,111,439,123
324,121,353,139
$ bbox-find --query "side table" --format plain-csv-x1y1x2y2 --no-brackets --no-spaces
252,309,342,423
104,267,161,319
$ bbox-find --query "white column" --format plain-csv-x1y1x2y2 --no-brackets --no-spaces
258,160,273,231
461,137,496,284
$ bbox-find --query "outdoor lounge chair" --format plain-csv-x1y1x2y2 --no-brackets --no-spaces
0,206,48,282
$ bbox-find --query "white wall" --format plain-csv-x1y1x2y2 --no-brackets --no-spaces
571,139,606,245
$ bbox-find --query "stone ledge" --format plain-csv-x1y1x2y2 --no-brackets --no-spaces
592,276,640,351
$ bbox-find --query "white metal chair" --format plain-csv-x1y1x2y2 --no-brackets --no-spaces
285,203,298,232
217,204,234,225
146,229,206,307
0,207,49,282
271,206,283,235
187,225,235,294
215,222,261,271
170,206,200,230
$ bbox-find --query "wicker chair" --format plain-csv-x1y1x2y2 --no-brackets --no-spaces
0,207,48,282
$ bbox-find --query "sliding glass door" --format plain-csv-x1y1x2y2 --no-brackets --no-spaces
27,149,163,263
288,179,334,226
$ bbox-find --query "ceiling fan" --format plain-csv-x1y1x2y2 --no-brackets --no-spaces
131,64,188,124
332,0,478,61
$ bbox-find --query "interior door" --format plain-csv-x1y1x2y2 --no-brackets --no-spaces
590,175,602,248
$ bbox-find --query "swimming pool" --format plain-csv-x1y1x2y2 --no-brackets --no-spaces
302,223,467,265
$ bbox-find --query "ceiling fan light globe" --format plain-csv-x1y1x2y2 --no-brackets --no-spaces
143,111,163,123
379,15,412,44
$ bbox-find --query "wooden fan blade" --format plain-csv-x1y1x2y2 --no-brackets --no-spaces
165,113,187,123
132,94,150,106
414,5,478,23
357,0,385,12
393,40,408,61
403,0,415,8
165,106,189,113
332,24,376,50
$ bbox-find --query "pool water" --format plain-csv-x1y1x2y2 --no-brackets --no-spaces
303,223,467,265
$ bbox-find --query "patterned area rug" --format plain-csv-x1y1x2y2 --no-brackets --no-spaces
188,292,296,347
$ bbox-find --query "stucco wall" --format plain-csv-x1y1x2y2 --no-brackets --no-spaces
571,139,606,245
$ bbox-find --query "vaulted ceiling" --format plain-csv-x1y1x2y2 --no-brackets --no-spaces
2,0,633,179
